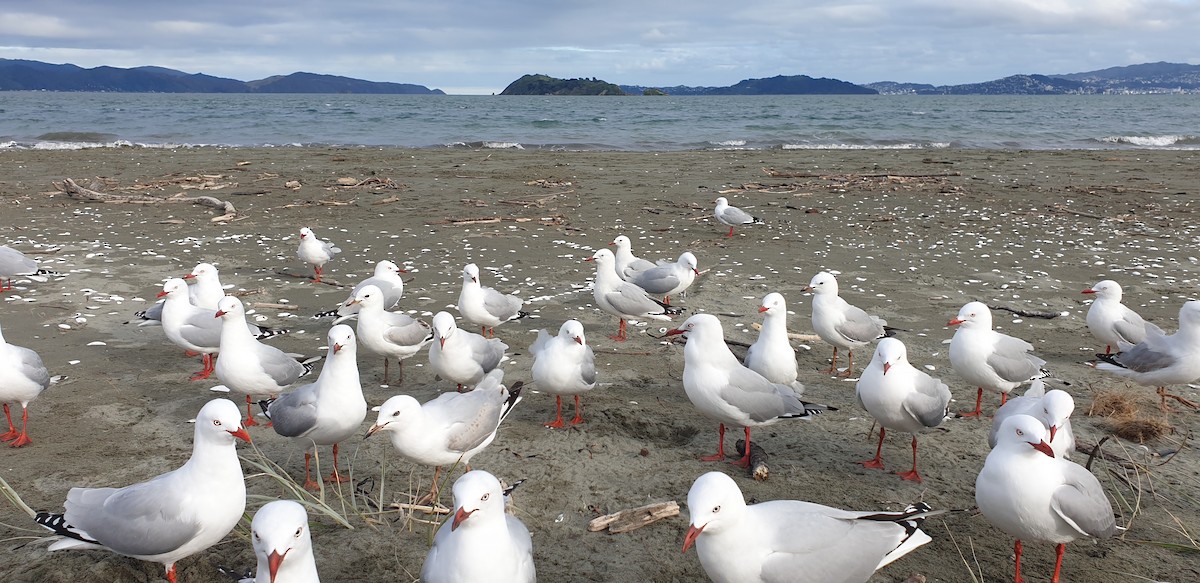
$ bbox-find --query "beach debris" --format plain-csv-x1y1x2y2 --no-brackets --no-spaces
587,500,680,534
426,214,569,227
53,177,238,222
525,178,572,188
1085,390,1173,443
735,439,769,481
285,180,302,189
986,304,1061,319
749,322,822,343
333,176,401,189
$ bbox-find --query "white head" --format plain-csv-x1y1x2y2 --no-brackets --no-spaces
462,263,480,285
948,301,993,330
450,470,506,531
871,337,909,376
299,227,314,240
759,292,786,316
348,284,385,310
1178,300,1200,329
994,414,1054,457
432,311,458,346
187,262,218,282
1082,279,1122,301
365,394,421,438
804,271,839,296
679,252,699,273
665,313,721,340
1041,390,1075,443
157,277,190,300
559,319,586,345
327,324,356,358
610,235,633,252
683,471,747,552
251,500,316,583
194,398,251,446
214,295,246,320
714,197,729,208
586,248,616,269
376,260,403,276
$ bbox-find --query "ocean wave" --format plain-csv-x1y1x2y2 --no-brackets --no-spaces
780,142,949,150
1097,134,1199,148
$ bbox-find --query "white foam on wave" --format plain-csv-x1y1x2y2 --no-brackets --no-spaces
781,142,949,150
1099,134,1192,147
483,141,524,149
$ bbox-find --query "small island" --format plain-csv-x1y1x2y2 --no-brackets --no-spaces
500,74,625,96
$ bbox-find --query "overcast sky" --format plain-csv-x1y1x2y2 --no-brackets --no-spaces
2,1,1197,94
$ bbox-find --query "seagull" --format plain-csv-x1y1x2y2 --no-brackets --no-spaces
215,296,315,426
297,227,340,283
0,319,51,447
609,235,656,280
804,271,894,377
976,414,1117,583
346,284,432,384
626,251,699,305
366,369,521,503
457,263,528,337
421,470,536,583
1094,299,1200,410
948,301,1048,418
666,314,831,468
313,259,406,321
158,279,289,380
429,311,508,390
989,379,1075,459
1082,279,1159,354
713,196,763,237
529,319,597,428
585,248,682,342
248,500,320,583
0,245,53,291
683,471,940,583
182,262,228,310
263,325,366,490
744,292,802,393
854,338,951,483
35,398,250,583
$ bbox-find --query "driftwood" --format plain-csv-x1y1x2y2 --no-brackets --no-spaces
426,214,569,227
587,500,680,534
735,439,770,481
53,178,238,222
762,167,960,180
749,322,822,343
987,304,1061,319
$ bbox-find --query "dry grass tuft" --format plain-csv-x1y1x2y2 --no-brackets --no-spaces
1110,417,1173,443
1088,389,1139,419
1084,389,1173,443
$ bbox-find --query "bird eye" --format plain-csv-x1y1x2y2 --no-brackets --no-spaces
253,532,260,541
1015,429,1024,436
391,411,401,417
712,505,721,513
294,527,303,538
212,419,221,426
481,493,490,501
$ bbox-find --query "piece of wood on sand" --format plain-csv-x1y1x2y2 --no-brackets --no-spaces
735,439,770,481
587,500,680,534
53,177,239,223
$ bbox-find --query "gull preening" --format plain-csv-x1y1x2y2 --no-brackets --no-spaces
626,251,699,305
457,263,528,337
713,196,763,237
586,248,682,341
347,284,432,384
988,379,1075,459
1082,279,1158,354
314,259,406,321
35,399,250,583
0,319,51,447
421,470,536,583
976,414,1116,583
215,296,316,426
948,301,1048,418
609,235,655,280
529,319,597,427
297,227,341,283
248,500,320,583
429,311,508,390
805,271,894,377
684,471,939,583
1094,299,1200,410
744,292,802,392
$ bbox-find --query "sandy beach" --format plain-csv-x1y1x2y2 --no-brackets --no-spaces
1,146,1197,582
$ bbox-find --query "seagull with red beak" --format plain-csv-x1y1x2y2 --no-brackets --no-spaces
948,301,1048,418
529,319,597,427
249,500,320,583
421,470,535,583
428,311,507,391
745,292,803,393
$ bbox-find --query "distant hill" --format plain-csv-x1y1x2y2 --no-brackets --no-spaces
868,62,1200,94
500,74,625,96
622,74,875,96
0,59,444,94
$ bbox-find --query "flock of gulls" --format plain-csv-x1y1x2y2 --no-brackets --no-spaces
0,193,1196,583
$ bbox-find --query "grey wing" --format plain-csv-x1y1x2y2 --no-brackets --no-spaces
0,246,37,276
722,366,804,422
580,346,597,386
482,287,524,321
178,310,224,347
1051,464,1117,538
15,346,51,389
384,315,432,347
528,329,553,355
835,305,886,343
267,385,319,437
65,483,200,556
622,258,655,278
603,283,663,317
988,336,1045,382
1112,340,1175,373
1112,309,1150,345
472,337,508,373
720,205,756,225
435,390,505,453
904,373,952,428
256,343,305,386
629,266,680,295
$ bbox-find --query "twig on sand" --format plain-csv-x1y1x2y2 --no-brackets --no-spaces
750,322,822,343
735,439,770,481
587,500,680,533
761,167,961,179
986,304,1061,319
426,214,569,227
53,177,239,222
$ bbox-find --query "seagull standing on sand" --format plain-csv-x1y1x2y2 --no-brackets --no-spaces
989,379,1075,459
429,311,507,390
366,369,521,503
744,292,802,392
264,325,366,490
1082,279,1158,354
627,251,699,305
457,263,528,337
609,235,656,280
666,314,830,467
976,415,1117,583
713,196,763,237
854,338,951,483
0,245,47,291
297,227,340,283
215,296,315,426
1094,299,1200,410
805,271,893,377
0,320,51,447
35,398,250,583
347,284,431,384
683,471,939,583
421,470,536,583
313,259,406,320
585,248,681,341
948,301,1048,418
248,500,320,583
158,278,224,380
529,319,596,427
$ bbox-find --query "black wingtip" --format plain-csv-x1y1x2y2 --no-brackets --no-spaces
515,310,531,320
1095,353,1124,368
312,309,339,319
882,326,905,338
257,398,276,418
35,512,97,544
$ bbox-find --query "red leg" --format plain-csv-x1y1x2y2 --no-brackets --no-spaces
243,395,260,427
732,427,753,468
1013,539,1025,583
1050,543,1065,583
544,396,566,428
166,564,178,583
569,395,584,425
8,406,32,447
959,387,984,418
839,350,857,377
0,404,18,441
823,347,840,374
725,226,734,237
1104,344,1112,355
1000,391,1009,406
858,426,886,469
895,434,923,483
0,278,11,292
302,451,320,491
189,353,215,381
663,296,672,305
326,443,349,483
609,319,628,342
700,423,727,462
313,266,323,283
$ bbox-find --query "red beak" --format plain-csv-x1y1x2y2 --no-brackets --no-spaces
801,285,813,293
229,427,252,443
333,343,343,354
947,318,965,326
573,336,583,345
758,306,769,313
452,507,475,530
214,310,226,318
182,273,196,280
439,337,446,348
156,290,169,298
267,549,287,583
1048,425,1058,442
1031,440,1054,457
664,328,685,337
1081,289,1096,294
883,362,891,375
584,257,595,263
682,523,705,553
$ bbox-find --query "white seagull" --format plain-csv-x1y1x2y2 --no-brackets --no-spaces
989,379,1075,459
854,338,951,483
158,279,288,380
264,325,366,490
248,500,320,583
297,227,341,283
313,259,406,321
529,319,597,428
429,311,507,390
666,314,831,467
421,470,536,583
0,319,51,448
182,262,229,310
976,414,1117,583
948,301,1048,418
366,369,522,502
346,284,432,385
744,292,802,392
713,196,763,237
609,235,656,280
586,248,682,341
215,296,315,426
35,398,250,583
1094,299,1200,410
456,263,528,337
683,471,939,583
804,271,893,377
0,245,49,291
626,251,699,305
1082,279,1158,354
